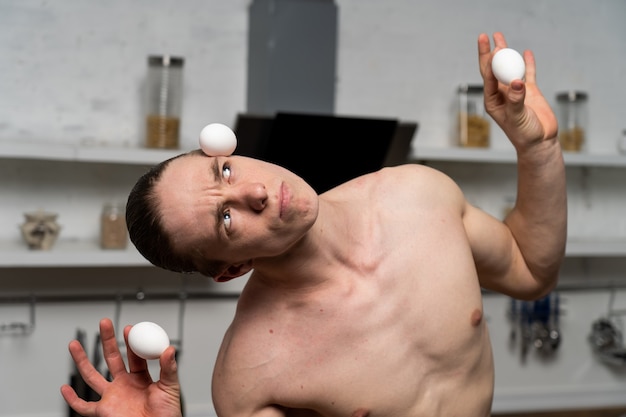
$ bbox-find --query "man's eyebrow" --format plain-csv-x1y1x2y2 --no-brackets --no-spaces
211,158,221,183
210,158,224,238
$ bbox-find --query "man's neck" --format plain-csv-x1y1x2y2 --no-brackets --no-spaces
249,195,360,291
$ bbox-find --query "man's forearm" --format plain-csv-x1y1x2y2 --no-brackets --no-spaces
506,138,567,290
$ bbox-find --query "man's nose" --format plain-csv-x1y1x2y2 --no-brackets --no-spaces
229,182,267,211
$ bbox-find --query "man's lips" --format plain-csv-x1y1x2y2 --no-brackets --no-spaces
279,182,288,219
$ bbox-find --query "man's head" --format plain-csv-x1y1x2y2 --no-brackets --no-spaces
126,151,210,276
126,150,319,281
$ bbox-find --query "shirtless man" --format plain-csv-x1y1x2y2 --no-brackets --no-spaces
61,32,566,417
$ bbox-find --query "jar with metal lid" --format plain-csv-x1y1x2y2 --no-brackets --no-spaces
100,204,127,250
457,84,490,148
556,91,587,152
145,55,184,149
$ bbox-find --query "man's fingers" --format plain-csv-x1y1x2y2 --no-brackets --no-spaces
523,50,537,85
477,33,499,99
99,318,128,378
68,339,108,394
506,80,527,115
60,384,97,417
477,33,492,76
492,32,508,50
159,346,180,388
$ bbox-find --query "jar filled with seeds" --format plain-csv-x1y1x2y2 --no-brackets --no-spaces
100,204,127,250
556,91,588,152
457,84,490,148
145,55,184,149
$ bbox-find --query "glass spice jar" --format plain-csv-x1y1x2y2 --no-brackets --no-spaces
100,204,128,250
556,91,588,152
457,84,490,148
145,55,184,149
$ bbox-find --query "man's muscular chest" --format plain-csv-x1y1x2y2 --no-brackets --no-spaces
222,262,487,417
244,277,422,415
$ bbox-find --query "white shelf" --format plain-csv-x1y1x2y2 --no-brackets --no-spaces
412,145,626,167
0,140,189,165
0,141,185,269
3,141,625,265
1,237,621,268
565,238,626,257
0,239,151,267
412,146,517,164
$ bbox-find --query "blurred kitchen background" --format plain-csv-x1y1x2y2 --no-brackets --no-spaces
1,1,626,416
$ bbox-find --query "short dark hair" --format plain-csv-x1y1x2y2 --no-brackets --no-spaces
125,153,197,274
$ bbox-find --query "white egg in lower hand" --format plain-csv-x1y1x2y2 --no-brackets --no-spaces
199,123,237,156
491,48,526,85
128,321,170,360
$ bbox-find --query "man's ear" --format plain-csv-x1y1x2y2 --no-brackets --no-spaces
213,260,253,282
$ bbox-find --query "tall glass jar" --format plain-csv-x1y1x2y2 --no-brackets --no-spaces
145,55,184,149
100,204,127,250
556,91,587,152
458,84,490,148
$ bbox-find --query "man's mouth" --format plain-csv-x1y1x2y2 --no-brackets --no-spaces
280,182,288,219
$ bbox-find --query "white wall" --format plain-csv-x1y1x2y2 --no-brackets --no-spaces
1,1,626,416
0,0,249,150
336,0,626,152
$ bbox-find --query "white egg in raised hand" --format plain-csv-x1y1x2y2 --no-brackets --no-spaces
127,321,170,360
491,48,526,85
199,123,237,156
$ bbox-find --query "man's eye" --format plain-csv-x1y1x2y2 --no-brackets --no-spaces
223,209,231,230
222,164,231,180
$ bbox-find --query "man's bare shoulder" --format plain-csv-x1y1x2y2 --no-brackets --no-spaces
333,164,464,203
378,163,450,182
355,164,458,187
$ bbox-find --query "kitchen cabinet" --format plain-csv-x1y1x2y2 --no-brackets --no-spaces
0,140,187,268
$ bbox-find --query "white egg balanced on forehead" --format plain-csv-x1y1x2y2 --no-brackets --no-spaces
199,123,237,157
491,48,526,85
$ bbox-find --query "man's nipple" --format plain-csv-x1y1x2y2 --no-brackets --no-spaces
471,308,483,327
